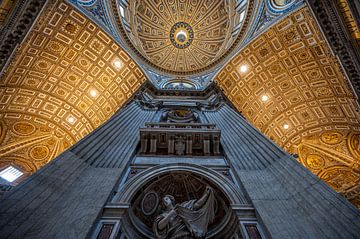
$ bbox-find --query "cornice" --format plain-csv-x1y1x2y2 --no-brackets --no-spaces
0,0,48,76
306,0,360,100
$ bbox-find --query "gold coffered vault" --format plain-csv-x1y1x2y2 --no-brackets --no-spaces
216,7,360,207
113,0,251,75
0,0,146,178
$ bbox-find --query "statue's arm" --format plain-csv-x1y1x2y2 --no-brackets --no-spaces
194,186,212,210
157,210,176,230
158,216,168,230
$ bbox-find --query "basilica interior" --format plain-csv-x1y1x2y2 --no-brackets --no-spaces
0,0,360,238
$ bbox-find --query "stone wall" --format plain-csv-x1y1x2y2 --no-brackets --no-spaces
0,102,156,238
204,103,360,238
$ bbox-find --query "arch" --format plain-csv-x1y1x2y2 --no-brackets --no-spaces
114,163,249,206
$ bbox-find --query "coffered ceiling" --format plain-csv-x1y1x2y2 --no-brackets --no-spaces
0,0,145,177
114,0,250,75
216,6,360,207
66,0,305,90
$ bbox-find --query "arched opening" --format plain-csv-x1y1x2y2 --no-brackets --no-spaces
93,164,265,239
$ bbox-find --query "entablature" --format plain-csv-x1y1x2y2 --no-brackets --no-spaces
139,122,221,157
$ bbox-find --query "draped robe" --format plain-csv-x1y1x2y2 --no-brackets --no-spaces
153,190,215,239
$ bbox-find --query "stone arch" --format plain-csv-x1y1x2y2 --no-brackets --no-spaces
110,164,252,238
114,163,248,205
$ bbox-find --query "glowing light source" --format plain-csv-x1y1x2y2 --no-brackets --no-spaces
283,124,289,130
67,116,76,124
90,89,98,98
239,11,245,22
176,30,187,43
0,166,23,182
261,95,269,102
120,6,125,17
113,59,123,69
240,65,248,73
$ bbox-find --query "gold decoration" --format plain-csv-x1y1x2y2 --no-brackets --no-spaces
336,0,360,48
0,0,16,25
216,7,360,208
320,132,343,145
318,166,359,191
0,0,146,179
12,122,36,136
348,132,360,159
305,154,325,170
29,145,50,161
297,131,360,207
115,0,250,74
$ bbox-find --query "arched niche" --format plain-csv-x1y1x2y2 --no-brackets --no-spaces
100,164,260,239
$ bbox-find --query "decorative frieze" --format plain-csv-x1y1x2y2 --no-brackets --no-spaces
139,123,221,156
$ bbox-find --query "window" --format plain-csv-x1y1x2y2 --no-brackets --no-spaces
119,6,125,18
0,166,23,183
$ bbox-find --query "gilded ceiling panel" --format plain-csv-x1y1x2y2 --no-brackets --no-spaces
0,0,146,182
114,0,250,75
215,7,360,207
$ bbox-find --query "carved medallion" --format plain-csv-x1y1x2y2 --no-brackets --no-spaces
141,191,159,216
305,154,325,170
321,132,343,145
30,145,50,161
348,133,360,159
319,166,359,191
12,122,36,136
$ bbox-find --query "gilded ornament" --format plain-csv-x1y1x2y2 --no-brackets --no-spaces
47,40,65,53
347,133,360,159
114,0,250,74
12,122,36,136
35,60,51,71
64,23,77,34
316,87,333,97
30,145,50,161
0,1,145,178
258,47,270,58
305,154,325,170
169,22,194,49
216,7,360,208
0,120,6,145
320,132,343,145
319,166,359,191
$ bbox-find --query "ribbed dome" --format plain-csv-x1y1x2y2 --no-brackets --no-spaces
114,0,249,75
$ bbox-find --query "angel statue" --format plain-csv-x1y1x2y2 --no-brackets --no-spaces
153,186,215,239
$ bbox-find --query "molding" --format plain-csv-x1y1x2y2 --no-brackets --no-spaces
0,0,48,76
113,163,249,205
306,0,360,99
346,0,360,30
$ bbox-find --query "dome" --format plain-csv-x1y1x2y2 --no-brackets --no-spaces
112,0,250,76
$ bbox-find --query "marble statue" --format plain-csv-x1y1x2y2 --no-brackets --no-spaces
153,186,215,239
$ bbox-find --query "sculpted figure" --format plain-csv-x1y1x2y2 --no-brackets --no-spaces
153,186,215,239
